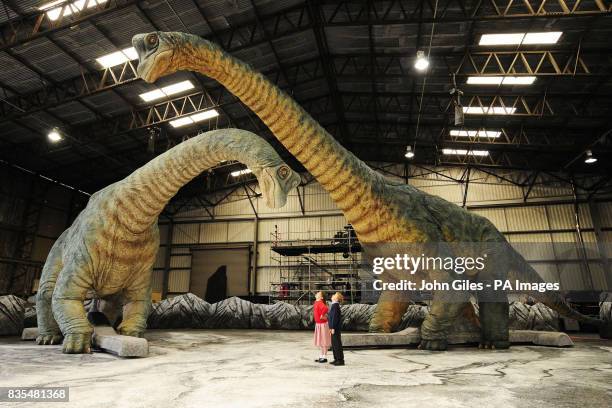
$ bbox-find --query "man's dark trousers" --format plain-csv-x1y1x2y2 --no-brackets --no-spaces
328,302,344,362
331,330,344,362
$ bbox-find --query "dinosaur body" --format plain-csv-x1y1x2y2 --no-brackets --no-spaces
36,129,300,353
133,32,610,350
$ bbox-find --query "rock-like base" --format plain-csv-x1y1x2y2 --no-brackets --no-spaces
146,294,561,332
342,327,574,348
21,325,148,357
0,295,26,336
92,326,148,358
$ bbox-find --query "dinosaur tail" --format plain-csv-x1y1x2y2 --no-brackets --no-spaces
509,250,611,338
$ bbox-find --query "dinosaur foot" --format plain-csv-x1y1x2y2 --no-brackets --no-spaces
62,333,92,354
478,340,510,350
417,339,448,351
118,328,144,338
36,333,63,345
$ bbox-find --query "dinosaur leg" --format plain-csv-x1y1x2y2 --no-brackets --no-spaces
117,284,152,338
52,261,94,354
419,288,470,351
477,284,510,349
369,286,410,333
36,243,64,345
477,241,511,349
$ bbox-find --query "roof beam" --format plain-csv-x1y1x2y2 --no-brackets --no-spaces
323,0,612,25
0,0,140,52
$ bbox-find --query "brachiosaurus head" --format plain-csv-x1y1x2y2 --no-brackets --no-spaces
256,163,302,209
133,31,216,82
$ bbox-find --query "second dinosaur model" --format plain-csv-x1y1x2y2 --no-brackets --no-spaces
133,31,611,350
36,128,301,353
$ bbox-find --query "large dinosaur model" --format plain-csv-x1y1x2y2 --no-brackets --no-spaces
133,32,611,350
36,129,301,353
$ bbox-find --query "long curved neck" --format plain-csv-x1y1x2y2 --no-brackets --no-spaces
114,129,278,233
181,38,382,239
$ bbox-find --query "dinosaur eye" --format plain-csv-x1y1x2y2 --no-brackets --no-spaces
145,33,158,48
277,166,290,180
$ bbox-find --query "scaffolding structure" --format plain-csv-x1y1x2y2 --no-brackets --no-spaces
270,224,372,305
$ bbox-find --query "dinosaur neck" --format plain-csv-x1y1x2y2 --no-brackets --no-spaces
182,39,382,240
114,129,277,233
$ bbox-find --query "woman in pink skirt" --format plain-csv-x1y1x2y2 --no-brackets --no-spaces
313,291,331,363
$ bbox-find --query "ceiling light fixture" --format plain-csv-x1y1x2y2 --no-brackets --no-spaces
139,80,195,102
96,46,138,69
463,106,516,115
414,50,429,71
584,150,597,164
479,32,562,46
48,128,62,142
231,168,253,177
449,129,501,138
169,109,220,128
404,145,415,159
466,76,536,86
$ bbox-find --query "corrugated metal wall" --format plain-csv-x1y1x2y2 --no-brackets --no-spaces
163,167,612,296
0,164,88,294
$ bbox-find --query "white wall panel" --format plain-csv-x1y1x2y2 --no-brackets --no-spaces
172,223,199,244
151,270,163,293
420,185,463,204
546,205,576,230
551,232,580,260
168,269,190,293
170,254,191,268
505,206,549,231
531,263,559,284
305,183,337,211
257,242,273,267
588,263,608,290
288,217,321,240
508,235,555,260
470,208,507,231
322,215,350,233
557,263,589,291
174,207,212,219
256,266,280,294
258,218,289,241
200,222,228,243
227,221,254,242
598,202,612,227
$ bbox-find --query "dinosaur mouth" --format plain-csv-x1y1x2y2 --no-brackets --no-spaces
132,34,160,83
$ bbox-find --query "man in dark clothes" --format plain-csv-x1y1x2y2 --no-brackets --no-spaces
328,292,345,366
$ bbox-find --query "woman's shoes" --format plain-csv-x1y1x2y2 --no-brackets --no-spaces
315,358,328,363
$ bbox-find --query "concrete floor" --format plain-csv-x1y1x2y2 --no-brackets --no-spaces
0,330,611,408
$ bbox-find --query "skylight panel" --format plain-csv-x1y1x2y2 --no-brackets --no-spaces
96,47,138,69
169,109,220,128
442,149,489,157
139,81,195,102
463,106,516,115
449,129,501,138
479,32,562,46
466,76,536,85
40,0,108,21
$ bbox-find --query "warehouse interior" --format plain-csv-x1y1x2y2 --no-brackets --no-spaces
0,1,611,407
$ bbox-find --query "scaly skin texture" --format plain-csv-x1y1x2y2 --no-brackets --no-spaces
36,129,300,353
133,32,609,350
